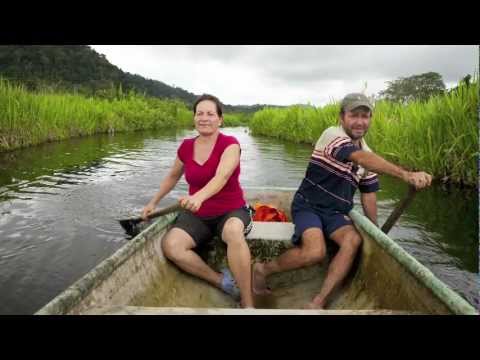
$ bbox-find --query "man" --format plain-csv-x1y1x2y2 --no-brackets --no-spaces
252,93,432,309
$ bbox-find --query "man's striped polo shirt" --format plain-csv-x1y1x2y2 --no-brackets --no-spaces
296,125,380,214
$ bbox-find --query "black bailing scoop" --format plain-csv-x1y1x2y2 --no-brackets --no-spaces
119,203,181,237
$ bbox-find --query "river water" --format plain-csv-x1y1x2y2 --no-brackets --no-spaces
0,127,478,314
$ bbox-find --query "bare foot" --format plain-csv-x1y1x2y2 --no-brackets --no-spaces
304,297,326,310
304,302,325,310
252,263,272,295
241,298,255,308
242,305,255,309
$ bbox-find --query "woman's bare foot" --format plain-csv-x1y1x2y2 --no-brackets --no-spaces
252,263,272,295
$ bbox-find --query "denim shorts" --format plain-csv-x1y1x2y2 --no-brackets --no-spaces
172,205,253,246
291,192,352,246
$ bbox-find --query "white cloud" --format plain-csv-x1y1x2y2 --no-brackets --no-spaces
90,45,478,106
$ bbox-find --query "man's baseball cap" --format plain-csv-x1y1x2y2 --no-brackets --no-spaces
340,93,373,112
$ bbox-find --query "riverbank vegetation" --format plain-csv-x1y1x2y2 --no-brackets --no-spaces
2,73,477,187
249,79,478,187
0,79,248,152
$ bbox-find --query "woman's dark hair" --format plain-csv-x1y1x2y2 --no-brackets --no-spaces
193,94,223,117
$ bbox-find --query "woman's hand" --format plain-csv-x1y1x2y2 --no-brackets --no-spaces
141,203,156,220
179,194,204,213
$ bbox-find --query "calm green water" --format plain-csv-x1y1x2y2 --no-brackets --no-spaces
0,127,478,314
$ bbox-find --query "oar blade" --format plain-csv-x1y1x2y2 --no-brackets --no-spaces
118,202,181,238
381,186,417,234
119,218,142,237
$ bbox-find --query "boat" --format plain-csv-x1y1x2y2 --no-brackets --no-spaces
35,187,478,315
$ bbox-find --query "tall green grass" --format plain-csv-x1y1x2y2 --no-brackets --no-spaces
0,78,193,152
250,80,478,186
224,112,252,126
249,104,339,143
0,78,257,152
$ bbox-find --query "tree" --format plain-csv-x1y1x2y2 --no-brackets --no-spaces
462,74,471,87
0,45,281,112
378,72,446,104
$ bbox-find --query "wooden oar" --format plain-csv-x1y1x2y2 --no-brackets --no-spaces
381,185,417,234
119,203,181,237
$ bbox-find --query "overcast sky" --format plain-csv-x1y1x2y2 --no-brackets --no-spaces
90,45,478,107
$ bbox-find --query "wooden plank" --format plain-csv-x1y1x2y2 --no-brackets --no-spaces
86,306,421,315
246,222,294,242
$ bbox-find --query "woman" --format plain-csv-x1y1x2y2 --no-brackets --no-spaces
142,94,254,308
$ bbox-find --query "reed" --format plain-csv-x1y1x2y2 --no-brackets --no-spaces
0,79,193,152
249,80,478,186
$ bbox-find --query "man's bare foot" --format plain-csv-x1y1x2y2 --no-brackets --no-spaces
240,295,255,309
304,297,326,310
241,304,255,309
303,302,325,310
252,263,272,295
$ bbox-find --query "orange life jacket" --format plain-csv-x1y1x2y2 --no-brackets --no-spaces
252,203,288,222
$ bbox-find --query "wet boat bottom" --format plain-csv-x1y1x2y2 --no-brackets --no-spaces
128,264,329,310
124,222,377,311
125,245,372,311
